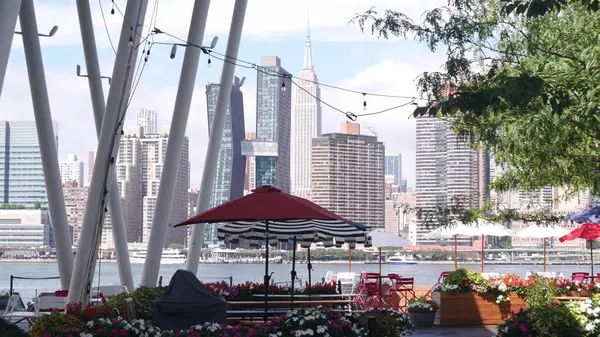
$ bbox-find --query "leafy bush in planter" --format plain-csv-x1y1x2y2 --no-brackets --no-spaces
496,305,581,337
357,308,413,337
30,311,82,337
523,276,558,308
443,269,485,291
407,296,438,313
106,286,165,320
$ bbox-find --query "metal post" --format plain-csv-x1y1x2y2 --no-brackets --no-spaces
186,0,248,274
75,0,134,293
68,0,148,305
19,0,73,290
141,0,211,287
0,0,21,96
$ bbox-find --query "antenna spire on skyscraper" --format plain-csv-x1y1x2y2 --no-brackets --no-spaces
303,20,313,69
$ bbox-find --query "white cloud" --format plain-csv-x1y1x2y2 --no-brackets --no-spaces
11,0,444,48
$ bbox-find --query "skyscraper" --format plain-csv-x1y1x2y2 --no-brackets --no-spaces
59,154,84,187
311,122,385,228
415,115,449,243
384,153,402,186
139,126,190,247
415,115,489,244
136,108,158,136
116,126,143,242
243,56,292,192
292,25,322,200
244,132,256,193
0,121,58,208
204,77,246,245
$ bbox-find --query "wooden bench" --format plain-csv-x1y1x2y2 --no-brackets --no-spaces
554,296,590,303
226,307,366,325
227,299,352,309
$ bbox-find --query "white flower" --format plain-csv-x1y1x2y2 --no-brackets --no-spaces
585,322,596,331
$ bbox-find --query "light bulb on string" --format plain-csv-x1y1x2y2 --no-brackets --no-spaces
363,93,367,111
281,80,286,92
207,57,212,68
111,1,115,14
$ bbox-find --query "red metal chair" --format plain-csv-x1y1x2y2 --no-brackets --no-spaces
354,272,383,308
386,274,416,312
424,271,452,299
572,272,590,283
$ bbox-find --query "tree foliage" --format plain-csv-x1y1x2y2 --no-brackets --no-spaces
353,0,600,195
503,0,599,17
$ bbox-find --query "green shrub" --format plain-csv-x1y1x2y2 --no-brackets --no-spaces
30,312,82,337
530,305,580,337
524,276,557,308
356,308,413,337
444,269,484,287
106,286,165,320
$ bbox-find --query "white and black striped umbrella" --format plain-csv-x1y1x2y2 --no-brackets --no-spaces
217,219,369,246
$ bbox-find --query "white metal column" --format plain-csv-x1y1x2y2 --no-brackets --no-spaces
0,0,21,96
140,0,211,286
68,0,149,305
75,0,134,292
186,0,248,274
19,0,73,290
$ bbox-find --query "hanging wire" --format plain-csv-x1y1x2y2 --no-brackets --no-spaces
108,8,424,120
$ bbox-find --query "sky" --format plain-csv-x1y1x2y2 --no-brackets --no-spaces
0,0,447,189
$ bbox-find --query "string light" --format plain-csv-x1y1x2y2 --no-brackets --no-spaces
207,56,212,68
281,80,286,92
110,0,115,15
363,93,367,111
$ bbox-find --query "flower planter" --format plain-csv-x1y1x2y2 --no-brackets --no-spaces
568,290,591,297
408,311,436,327
439,292,527,326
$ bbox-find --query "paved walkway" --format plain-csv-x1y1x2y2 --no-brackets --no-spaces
412,326,497,337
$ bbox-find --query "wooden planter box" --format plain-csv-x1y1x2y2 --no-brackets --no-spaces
568,291,591,297
439,292,527,326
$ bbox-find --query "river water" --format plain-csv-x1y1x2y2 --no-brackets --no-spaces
1,261,597,302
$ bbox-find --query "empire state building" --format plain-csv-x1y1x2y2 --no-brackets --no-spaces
292,24,322,199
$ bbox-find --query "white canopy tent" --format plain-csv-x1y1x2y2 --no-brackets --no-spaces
516,224,570,271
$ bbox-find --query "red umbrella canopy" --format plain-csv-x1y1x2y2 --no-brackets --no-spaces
559,223,600,242
174,186,352,227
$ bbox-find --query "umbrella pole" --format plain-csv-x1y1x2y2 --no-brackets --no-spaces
348,248,352,272
591,240,594,276
263,221,270,322
379,247,383,308
378,247,382,275
307,247,312,299
543,239,547,272
481,235,485,273
290,236,297,304
454,236,458,270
